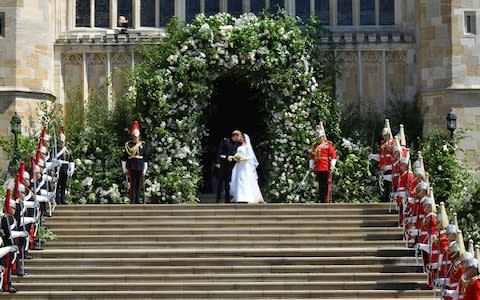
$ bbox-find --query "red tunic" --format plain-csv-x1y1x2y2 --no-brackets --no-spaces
464,276,480,300
445,262,464,300
310,141,336,172
392,146,409,189
379,139,395,171
436,230,450,279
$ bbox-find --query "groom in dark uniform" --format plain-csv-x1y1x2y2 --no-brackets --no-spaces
122,121,148,204
214,129,241,203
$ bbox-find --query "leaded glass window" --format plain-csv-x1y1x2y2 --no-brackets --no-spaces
118,0,133,27
76,0,91,27
296,0,310,20
228,0,243,17
337,0,352,25
205,0,220,17
141,0,156,27
360,0,375,25
314,0,329,25
159,0,175,26
95,0,110,28
379,0,394,25
250,0,266,15
269,0,284,13
186,0,201,22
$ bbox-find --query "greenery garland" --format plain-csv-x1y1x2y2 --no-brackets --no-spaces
126,11,340,203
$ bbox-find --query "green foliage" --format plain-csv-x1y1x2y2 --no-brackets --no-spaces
39,221,57,243
456,174,480,243
333,138,381,203
126,12,341,203
340,97,423,151
419,129,471,207
416,128,480,244
64,87,134,204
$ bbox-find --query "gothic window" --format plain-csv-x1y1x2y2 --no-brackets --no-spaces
118,0,133,28
465,11,476,34
0,13,4,37
186,0,201,23
250,0,266,15
337,0,353,25
205,0,220,17
227,0,243,17
269,0,284,14
159,0,175,27
360,0,375,25
296,0,311,20
94,0,110,28
76,0,91,27
314,0,329,25
141,0,156,27
379,0,394,25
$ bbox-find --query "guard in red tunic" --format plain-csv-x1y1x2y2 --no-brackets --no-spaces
394,152,413,227
417,193,438,288
309,122,337,203
435,201,450,288
444,239,465,300
463,256,480,300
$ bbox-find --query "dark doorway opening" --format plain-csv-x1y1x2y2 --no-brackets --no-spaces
201,75,267,194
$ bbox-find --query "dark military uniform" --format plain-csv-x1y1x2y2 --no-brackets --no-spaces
53,145,72,205
1,191,17,293
215,137,238,203
123,140,148,204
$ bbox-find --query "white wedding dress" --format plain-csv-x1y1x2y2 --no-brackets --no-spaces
230,134,264,204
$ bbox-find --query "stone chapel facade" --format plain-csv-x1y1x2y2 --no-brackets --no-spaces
0,0,479,167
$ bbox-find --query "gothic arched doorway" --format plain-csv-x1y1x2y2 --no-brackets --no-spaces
201,75,268,194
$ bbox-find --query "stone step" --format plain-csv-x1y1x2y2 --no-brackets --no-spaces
51,232,404,241
25,264,424,274
24,256,419,266
46,220,399,228
45,240,407,248
46,214,398,221
50,209,396,216
30,247,416,259
11,280,430,291
46,226,403,235
1,289,436,300
15,272,426,283
53,203,394,210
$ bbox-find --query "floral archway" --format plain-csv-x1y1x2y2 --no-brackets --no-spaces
126,12,340,203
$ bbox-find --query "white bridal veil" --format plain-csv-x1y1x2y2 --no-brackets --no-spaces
243,133,259,168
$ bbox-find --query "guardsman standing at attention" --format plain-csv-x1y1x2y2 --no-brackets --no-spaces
1,189,18,293
54,126,74,205
309,121,337,203
122,121,148,204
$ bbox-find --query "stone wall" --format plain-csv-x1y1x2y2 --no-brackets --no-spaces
417,0,480,169
0,0,56,170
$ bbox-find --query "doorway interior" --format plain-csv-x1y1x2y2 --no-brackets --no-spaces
201,75,267,194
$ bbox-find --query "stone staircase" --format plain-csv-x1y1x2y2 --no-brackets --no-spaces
6,198,437,299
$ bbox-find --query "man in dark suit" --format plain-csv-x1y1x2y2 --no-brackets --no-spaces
122,121,148,204
214,130,241,203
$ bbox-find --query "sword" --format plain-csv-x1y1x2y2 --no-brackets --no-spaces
142,174,146,205
293,169,312,193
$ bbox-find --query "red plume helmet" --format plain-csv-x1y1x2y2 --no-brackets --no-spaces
35,149,42,163
130,121,141,138
4,189,11,214
59,126,66,142
41,126,47,139
19,161,25,182
13,172,21,200
38,137,44,150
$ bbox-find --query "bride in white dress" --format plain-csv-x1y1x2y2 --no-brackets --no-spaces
229,133,265,204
